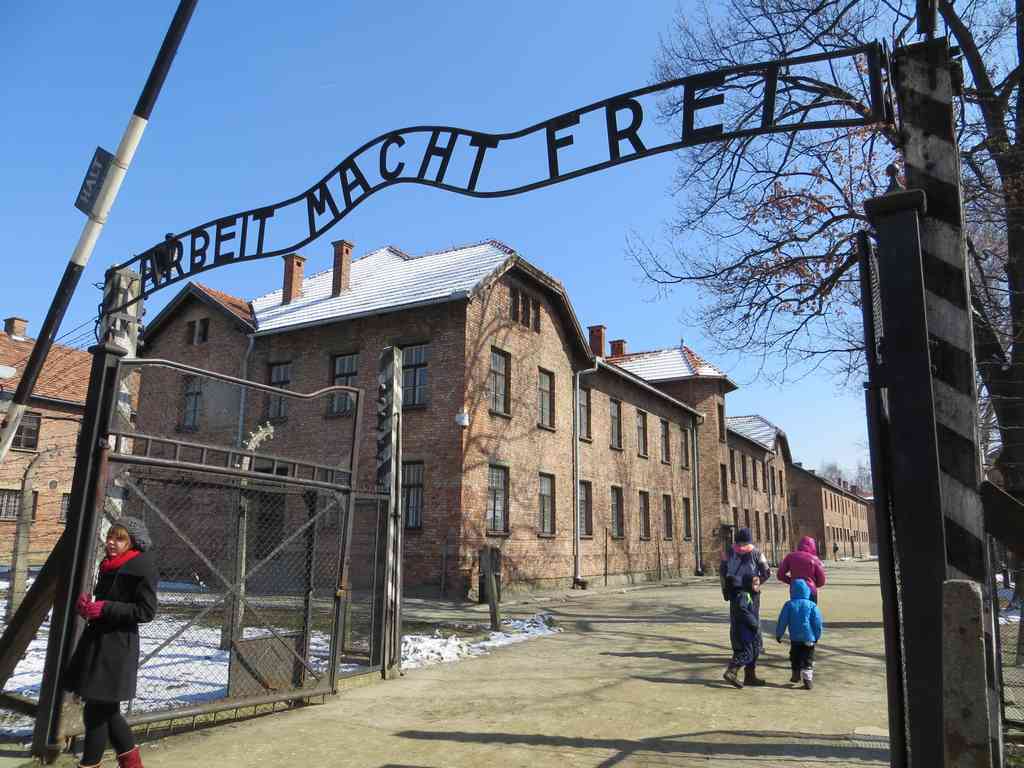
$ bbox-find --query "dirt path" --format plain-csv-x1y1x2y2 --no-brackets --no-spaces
107,561,892,766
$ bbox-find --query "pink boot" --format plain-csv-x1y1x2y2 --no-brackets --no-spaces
116,746,143,768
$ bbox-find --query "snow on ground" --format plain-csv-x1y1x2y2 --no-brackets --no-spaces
401,614,561,670
0,593,559,739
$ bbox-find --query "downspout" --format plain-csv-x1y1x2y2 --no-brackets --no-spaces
573,360,599,586
767,450,778,566
236,334,256,447
691,418,704,575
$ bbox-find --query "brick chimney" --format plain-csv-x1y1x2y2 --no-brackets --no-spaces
588,325,606,357
332,239,353,296
282,253,306,304
609,339,627,357
4,317,27,337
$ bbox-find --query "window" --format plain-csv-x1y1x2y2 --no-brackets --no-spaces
539,473,555,535
753,459,759,490
765,512,771,541
487,465,509,533
610,399,623,449
0,489,36,521
681,429,690,469
186,318,209,345
762,462,768,490
330,353,358,415
402,344,429,406
611,486,624,538
741,455,748,486
578,388,592,440
13,412,41,450
682,497,692,539
520,292,532,328
729,449,736,483
662,494,673,540
778,470,784,497
744,508,750,529
268,362,291,419
510,287,520,321
660,420,671,463
754,510,761,540
717,403,726,441
720,464,728,501
639,491,651,539
636,410,648,456
401,462,424,529
60,493,71,524
489,348,511,414
182,376,202,430
732,507,739,529
532,298,541,332
538,369,555,428
579,480,593,537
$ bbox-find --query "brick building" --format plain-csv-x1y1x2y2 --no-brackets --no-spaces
787,463,871,560
724,415,793,561
0,317,89,565
139,240,705,594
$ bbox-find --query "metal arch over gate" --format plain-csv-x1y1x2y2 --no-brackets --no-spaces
112,42,892,304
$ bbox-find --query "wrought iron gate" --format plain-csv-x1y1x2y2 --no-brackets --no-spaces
91,357,384,724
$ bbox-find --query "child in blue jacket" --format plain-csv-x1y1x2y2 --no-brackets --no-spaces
775,579,823,689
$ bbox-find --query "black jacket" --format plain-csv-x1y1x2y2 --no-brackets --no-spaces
64,550,158,702
729,588,761,652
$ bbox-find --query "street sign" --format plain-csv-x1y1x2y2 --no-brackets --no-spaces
74,147,115,217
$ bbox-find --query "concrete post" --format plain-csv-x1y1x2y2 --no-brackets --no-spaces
943,580,995,766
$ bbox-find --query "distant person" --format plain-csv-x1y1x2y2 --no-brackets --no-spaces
775,579,824,689
723,574,765,688
778,536,827,603
64,518,157,768
832,541,840,561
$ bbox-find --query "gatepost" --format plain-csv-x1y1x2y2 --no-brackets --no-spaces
860,38,1002,767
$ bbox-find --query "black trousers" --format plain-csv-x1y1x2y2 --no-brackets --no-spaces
82,699,134,764
789,642,816,672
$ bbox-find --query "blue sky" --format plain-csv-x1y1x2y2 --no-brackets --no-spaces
2,2,869,474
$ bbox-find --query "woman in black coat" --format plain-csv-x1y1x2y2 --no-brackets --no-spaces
64,517,157,768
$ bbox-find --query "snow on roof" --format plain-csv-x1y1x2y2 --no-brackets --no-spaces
251,241,514,334
727,414,783,451
608,345,736,390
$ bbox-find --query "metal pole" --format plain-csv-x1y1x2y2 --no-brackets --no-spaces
31,342,125,761
0,0,197,465
857,229,907,768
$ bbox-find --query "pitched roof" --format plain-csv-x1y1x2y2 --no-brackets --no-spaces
0,331,91,406
251,241,515,335
608,345,737,392
727,415,782,451
193,283,254,327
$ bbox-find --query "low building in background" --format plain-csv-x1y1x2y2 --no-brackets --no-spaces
0,317,88,565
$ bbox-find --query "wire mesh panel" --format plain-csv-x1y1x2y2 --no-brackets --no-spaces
89,358,383,720
994,562,1024,724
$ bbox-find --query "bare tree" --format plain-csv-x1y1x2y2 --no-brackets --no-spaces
634,0,1024,494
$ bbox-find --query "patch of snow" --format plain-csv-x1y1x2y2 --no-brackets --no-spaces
401,613,561,670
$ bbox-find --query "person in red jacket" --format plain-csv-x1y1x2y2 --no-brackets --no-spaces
777,536,827,603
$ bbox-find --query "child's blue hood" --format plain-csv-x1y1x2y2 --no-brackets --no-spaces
790,579,812,600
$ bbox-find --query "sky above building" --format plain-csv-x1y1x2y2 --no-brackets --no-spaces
2,1,870,475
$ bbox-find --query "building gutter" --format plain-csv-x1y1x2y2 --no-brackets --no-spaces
572,360,600,586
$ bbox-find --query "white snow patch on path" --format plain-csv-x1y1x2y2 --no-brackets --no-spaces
401,614,561,670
